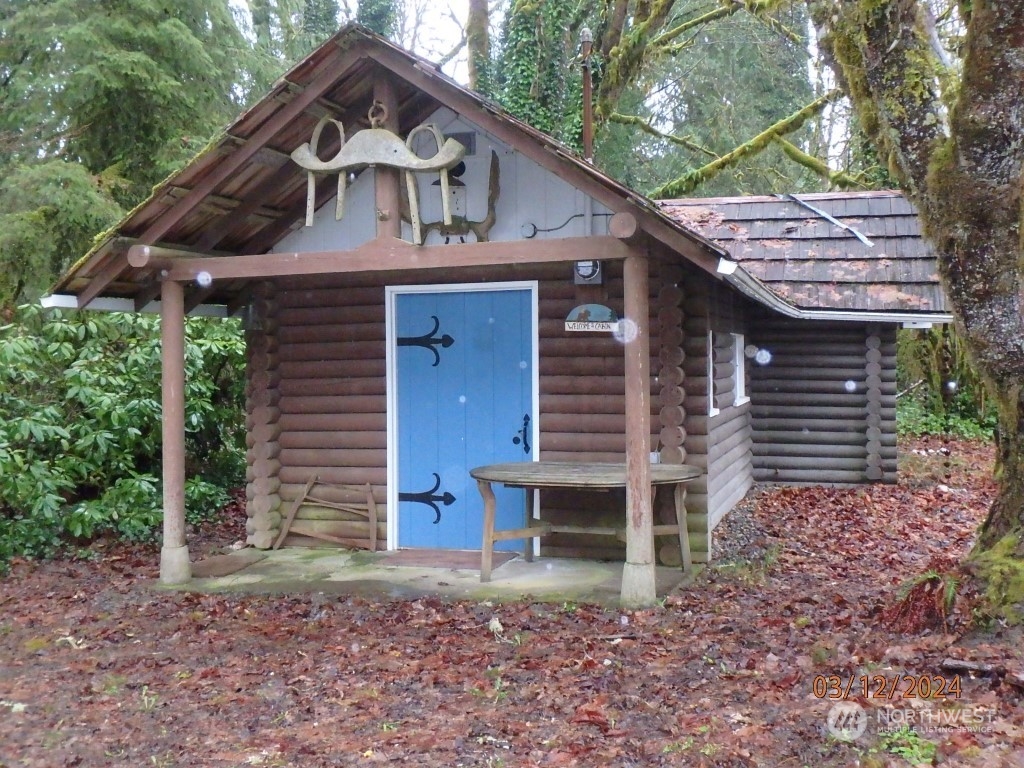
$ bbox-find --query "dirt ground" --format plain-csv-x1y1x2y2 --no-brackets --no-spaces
1,437,1022,767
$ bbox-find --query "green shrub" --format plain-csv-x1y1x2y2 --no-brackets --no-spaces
897,326,995,438
897,394,995,440
0,305,245,568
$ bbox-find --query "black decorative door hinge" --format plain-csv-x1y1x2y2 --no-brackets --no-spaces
399,473,456,524
397,315,454,367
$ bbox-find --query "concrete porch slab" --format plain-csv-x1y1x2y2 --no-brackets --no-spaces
174,548,697,606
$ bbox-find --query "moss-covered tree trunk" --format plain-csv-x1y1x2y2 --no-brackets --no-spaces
983,392,1024,544
466,0,489,92
812,0,1024,615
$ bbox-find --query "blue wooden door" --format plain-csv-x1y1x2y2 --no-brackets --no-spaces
396,289,533,549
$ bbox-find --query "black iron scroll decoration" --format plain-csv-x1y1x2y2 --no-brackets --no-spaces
512,413,531,454
396,315,454,367
398,473,455,524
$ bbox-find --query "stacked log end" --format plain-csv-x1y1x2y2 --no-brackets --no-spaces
656,263,689,566
245,282,283,548
879,325,898,481
865,324,884,481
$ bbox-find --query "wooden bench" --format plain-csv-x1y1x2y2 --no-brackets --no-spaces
469,461,702,582
272,476,379,551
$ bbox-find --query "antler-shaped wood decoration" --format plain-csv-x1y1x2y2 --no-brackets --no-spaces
420,150,501,244
290,102,466,240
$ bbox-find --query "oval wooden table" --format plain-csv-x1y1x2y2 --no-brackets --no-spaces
469,461,702,582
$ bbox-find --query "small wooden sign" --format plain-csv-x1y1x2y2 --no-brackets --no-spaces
565,303,618,333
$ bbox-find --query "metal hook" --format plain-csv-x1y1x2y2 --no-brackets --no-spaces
368,100,388,128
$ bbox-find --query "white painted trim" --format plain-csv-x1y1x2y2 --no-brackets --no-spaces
707,330,720,418
731,332,747,406
384,287,400,551
385,280,540,552
40,293,228,318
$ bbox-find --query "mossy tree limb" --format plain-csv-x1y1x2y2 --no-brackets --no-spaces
650,88,840,198
608,111,719,158
649,0,798,50
772,136,866,188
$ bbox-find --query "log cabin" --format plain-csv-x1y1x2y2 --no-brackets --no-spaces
46,26,951,605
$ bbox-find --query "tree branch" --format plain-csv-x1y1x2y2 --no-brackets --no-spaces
750,8,804,45
650,0,795,50
607,112,719,158
650,88,840,198
771,136,866,188
597,0,677,119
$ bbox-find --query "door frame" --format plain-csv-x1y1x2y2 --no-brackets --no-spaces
384,281,540,550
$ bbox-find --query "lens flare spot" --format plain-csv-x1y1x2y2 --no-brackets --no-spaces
614,318,638,344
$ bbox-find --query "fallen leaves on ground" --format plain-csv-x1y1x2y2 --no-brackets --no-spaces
1,437,1022,767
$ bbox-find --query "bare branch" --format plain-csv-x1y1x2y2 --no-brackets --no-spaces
436,34,467,69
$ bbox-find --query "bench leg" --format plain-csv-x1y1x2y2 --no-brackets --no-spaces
674,483,692,573
478,479,497,582
524,489,535,562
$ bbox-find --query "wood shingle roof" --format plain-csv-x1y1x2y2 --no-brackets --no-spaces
659,190,949,314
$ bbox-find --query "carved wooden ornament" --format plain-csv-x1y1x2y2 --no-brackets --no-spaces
290,102,466,243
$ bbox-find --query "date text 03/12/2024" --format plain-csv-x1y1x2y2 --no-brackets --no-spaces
813,674,962,701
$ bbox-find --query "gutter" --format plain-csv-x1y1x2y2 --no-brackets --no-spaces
717,258,954,327
40,294,229,318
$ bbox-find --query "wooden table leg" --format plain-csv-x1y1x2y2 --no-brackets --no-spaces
524,488,535,562
674,483,692,573
478,478,497,582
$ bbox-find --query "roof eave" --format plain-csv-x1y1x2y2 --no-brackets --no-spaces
721,260,953,324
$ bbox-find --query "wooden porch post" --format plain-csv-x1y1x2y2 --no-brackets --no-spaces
160,278,191,584
374,76,401,240
621,251,655,606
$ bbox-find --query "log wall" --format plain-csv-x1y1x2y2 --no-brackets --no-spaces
748,316,898,484
679,273,754,558
245,257,861,563
272,277,388,549
245,260,704,561
534,262,659,560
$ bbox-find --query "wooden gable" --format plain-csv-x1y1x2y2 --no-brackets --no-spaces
274,107,615,255
50,25,725,316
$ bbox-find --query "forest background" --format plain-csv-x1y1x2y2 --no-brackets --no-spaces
0,0,999,571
